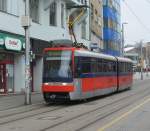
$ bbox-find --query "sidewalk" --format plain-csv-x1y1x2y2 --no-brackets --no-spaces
0,91,41,97
133,72,150,81
0,92,43,111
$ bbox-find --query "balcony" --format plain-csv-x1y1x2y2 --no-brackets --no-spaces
66,0,86,8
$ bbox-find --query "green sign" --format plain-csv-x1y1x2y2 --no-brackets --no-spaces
0,32,25,51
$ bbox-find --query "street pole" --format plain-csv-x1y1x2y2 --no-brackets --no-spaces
146,43,149,77
121,23,124,57
121,23,127,57
24,0,31,105
140,42,143,80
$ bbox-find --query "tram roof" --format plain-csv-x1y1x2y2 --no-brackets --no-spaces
116,57,133,63
74,50,116,61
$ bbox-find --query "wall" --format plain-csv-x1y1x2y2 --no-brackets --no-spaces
0,0,70,42
14,54,25,92
33,57,43,92
103,0,121,56
90,0,103,50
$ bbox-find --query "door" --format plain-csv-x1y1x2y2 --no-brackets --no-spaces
0,64,6,93
6,64,14,93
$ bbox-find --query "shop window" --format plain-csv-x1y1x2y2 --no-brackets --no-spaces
6,64,14,93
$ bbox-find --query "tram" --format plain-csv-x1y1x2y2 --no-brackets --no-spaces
42,46,133,102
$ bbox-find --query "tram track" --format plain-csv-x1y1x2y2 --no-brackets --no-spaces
0,77,146,113
40,82,150,131
0,103,68,126
0,80,149,129
76,90,150,131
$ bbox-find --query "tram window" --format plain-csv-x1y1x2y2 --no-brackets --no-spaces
91,58,98,73
82,62,91,73
102,60,109,72
113,62,117,72
127,63,130,72
108,61,115,72
119,62,124,72
124,63,126,72
102,62,108,72
129,63,132,72
126,63,128,72
107,62,111,72
97,59,102,72
74,57,81,77
80,57,91,74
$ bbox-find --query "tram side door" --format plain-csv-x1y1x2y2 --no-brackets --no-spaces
0,64,6,93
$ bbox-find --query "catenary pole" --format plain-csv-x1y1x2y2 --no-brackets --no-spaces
140,42,143,80
121,23,128,57
24,0,31,105
146,43,149,76
121,23,124,56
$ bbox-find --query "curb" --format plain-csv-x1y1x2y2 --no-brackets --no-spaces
0,92,41,97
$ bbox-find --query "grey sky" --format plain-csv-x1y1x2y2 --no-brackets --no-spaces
121,0,150,45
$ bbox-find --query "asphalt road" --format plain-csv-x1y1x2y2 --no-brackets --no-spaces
0,78,150,131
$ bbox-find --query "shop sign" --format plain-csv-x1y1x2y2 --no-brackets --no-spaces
0,38,4,45
23,42,25,49
5,37,22,51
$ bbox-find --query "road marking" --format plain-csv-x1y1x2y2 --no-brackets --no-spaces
98,97,150,131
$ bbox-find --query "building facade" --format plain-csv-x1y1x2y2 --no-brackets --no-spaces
0,0,90,94
90,0,103,51
103,0,121,56
124,47,139,69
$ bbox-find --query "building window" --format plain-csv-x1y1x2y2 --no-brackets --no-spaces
91,3,94,20
50,2,57,26
30,0,39,23
81,0,85,4
61,3,64,28
81,20,86,39
0,0,7,12
103,0,107,6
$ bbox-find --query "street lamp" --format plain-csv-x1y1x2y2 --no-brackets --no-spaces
121,22,128,57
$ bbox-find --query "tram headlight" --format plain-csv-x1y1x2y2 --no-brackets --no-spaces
44,83,49,85
62,83,67,86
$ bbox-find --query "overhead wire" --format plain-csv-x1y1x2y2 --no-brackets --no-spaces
123,0,150,34
145,0,150,4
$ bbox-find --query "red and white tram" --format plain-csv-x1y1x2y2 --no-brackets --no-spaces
42,47,133,102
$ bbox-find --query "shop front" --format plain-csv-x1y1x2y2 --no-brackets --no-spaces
0,53,14,93
0,32,25,94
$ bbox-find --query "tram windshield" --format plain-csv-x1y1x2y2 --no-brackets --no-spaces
43,50,73,82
